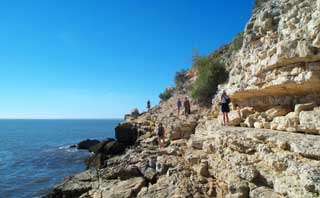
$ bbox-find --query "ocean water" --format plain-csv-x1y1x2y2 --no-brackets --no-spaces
0,119,122,198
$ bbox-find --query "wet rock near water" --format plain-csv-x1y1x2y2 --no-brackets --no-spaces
85,140,126,169
115,122,138,145
76,139,100,150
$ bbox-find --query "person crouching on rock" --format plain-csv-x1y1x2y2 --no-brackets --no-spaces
220,90,230,126
156,123,166,149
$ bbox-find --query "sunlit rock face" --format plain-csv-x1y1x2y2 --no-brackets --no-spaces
218,0,320,110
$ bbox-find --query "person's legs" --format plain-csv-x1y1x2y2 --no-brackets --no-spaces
226,112,229,124
158,136,162,148
223,112,226,125
161,136,165,148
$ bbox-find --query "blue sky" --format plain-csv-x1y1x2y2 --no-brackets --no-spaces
0,0,253,119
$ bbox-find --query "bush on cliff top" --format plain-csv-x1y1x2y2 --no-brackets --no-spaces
254,0,267,9
159,87,174,101
229,32,244,52
191,55,228,103
175,69,188,90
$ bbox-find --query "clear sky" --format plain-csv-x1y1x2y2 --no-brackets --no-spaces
0,0,254,119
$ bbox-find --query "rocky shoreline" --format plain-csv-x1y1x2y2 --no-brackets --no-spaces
46,111,215,198
46,101,320,198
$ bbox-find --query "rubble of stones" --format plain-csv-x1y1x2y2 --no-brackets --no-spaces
214,102,320,135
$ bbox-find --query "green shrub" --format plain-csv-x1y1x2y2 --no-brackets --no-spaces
159,87,174,101
229,32,244,52
191,56,228,103
254,0,267,9
174,69,188,89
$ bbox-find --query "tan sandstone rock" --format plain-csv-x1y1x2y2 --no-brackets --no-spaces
299,107,320,134
294,102,316,116
240,107,255,119
218,111,242,126
265,106,291,120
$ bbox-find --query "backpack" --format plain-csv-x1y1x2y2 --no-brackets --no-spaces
226,97,231,104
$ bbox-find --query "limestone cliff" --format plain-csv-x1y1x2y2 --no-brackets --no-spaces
220,0,320,109
211,0,320,135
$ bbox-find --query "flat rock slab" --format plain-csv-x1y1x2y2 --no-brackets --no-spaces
205,125,320,160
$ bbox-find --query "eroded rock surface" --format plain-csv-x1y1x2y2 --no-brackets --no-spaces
190,121,320,197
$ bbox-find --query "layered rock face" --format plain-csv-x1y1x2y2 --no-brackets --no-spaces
210,0,320,135
220,0,320,110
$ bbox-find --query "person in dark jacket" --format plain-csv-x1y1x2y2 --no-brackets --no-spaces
184,97,191,117
156,123,165,149
147,100,151,112
177,98,182,117
220,90,230,125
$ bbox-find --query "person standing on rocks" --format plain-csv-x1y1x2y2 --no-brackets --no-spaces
147,100,151,112
156,123,166,149
220,90,230,125
177,98,182,117
184,97,191,117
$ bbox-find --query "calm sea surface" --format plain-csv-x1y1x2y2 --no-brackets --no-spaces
0,119,122,198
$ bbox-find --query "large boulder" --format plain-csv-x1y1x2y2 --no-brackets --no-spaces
250,187,282,198
240,107,255,119
85,153,107,169
265,106,291,120
102,141,126,155
299,107,320,134
166,119,198,140
218,111,242,126
85,141,126,169
131,108,140,118
244,113,259,128
294,103,316,116
271,112,300,132
47,169,99,198
89,138,115,153
89,140,125,155
102,177,145,198
100,166,142,180
77,139,100,150
115,122,138,145
84,177,146,198
254,121,264,129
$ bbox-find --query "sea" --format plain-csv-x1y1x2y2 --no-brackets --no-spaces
0,119,122,198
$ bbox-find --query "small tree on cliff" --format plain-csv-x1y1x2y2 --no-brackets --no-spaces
174,69,188,90
230,32,244,51
159,87,174,101
254,0,267,9
191,56,228,104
